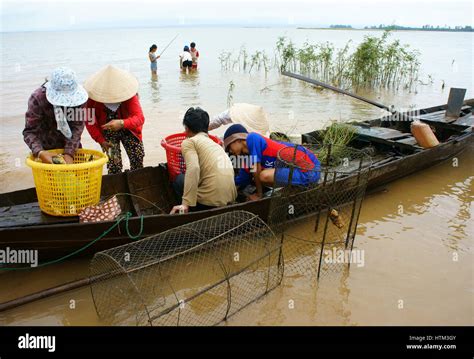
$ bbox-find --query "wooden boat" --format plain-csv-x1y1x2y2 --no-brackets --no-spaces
0,101,472,262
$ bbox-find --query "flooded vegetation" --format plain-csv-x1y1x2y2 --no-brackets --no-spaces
220,31,422,91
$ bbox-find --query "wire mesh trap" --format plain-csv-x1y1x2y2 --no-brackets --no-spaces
90,211,283,326
268,144,372,279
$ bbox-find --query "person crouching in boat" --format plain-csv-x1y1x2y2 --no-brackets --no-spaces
23,67,88,164
208,103,270,136
84,65,145,174
170,107,237,214
179,46,193,74
223,124,321,201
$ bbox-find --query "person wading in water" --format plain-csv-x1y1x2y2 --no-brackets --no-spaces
148,44,160,78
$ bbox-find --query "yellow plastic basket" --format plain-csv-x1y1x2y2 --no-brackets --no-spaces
26,149,108,217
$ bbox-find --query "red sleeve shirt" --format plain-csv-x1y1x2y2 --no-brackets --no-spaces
85,94,145,144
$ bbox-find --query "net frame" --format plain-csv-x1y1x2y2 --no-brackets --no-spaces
90,210,284,326
268,143,372,279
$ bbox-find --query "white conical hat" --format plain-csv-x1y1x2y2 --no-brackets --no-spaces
229,103,270,135
84,65,139,103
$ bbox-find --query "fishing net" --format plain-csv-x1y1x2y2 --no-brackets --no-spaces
90,144,371,326
90,210,283,326
268,144,372,279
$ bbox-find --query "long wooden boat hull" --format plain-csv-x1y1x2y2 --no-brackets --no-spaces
0,102,472,262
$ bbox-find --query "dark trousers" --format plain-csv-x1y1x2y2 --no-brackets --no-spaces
104,129,145,174
172,173,216,212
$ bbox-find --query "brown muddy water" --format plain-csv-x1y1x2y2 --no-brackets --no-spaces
0,27,473,325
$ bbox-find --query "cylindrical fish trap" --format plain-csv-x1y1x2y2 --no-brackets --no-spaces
268,144,372,279
90,211,283,326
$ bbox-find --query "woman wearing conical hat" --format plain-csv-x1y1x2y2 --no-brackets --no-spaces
84,65,145,174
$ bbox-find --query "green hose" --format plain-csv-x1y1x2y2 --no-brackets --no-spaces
0,211,144,271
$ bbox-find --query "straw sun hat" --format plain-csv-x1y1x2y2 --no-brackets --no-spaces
229,103,270,135
83,65,139,103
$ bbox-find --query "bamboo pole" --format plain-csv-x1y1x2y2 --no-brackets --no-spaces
282,71,395,113
0,276,93,312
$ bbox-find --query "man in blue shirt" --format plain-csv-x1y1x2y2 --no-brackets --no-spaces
223,124,320,201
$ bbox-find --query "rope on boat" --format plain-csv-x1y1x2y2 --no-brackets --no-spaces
0,211,145,271
113,192,166,214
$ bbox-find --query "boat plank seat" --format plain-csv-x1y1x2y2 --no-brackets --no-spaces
351,124,423,153
353,125,411,140
416,110,450,123
453,113,474,127
415,106,472,124
395,136,420,147
0,202,78,228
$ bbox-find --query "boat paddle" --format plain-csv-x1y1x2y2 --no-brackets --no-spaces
282,71,396,114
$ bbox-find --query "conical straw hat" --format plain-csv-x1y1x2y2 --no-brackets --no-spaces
229,103,270,135
84,65,139,103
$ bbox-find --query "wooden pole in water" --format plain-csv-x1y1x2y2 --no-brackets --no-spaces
0,277,93,312
282,71,395,113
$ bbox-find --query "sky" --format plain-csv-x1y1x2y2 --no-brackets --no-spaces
0,0,473,32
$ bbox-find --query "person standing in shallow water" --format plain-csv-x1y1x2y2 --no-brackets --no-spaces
149,44,160,77
84,65,145,174
190,42,199,70
179,46,193,74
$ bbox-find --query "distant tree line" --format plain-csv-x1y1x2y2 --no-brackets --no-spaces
329,24,353,29
364,24,473,32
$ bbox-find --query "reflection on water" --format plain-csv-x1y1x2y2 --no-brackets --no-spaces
363,152,473,253
445,179,472,248
177,70,201,107
0,153,9,175
148,76,161,105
